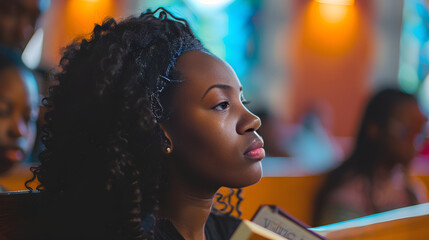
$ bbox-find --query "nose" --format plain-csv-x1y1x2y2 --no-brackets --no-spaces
8,117,27,138
237,108,261,134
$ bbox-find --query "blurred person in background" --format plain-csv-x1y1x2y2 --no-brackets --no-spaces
0,54,39,192
0,0,42,54
0,0,49,165
286,104,343,172
313,88,427,226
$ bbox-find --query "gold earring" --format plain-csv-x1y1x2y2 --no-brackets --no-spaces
166,147,172,154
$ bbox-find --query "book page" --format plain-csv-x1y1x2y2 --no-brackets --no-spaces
231,220,289,240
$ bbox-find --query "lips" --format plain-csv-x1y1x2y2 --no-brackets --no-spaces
1,147,24,162
244,139,265,160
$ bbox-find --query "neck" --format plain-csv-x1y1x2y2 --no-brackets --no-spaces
159,171,219,240
373,163,393,179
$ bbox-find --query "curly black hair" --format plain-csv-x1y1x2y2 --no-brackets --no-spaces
25,8,213,239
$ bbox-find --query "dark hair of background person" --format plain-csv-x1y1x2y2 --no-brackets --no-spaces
25,8,243,239
313,88,421,226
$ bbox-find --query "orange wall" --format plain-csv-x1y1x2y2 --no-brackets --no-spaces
40,0,123,68
286,0,374,137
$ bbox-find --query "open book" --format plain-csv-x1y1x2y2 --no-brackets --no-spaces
310,202,429,239
230,220,288,240
232,205,328,240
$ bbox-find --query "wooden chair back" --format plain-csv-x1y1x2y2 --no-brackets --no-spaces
0,191,41,240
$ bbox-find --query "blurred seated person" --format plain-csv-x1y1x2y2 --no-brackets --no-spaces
287,104,343,172
313,88,427,226
0,54,39,192
0,0,49,166
0,0,45,53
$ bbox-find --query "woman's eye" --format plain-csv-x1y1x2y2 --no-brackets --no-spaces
0,101,11,117
212,101,230,111
0,107,10,117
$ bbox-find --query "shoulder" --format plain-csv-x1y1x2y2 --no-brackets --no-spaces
328,175,367,202
205,211,242,240
322,175,369,213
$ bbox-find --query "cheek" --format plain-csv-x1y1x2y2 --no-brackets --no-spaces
388,138,415,159
0,120,8,143
174,114,235,168
171,112,262,188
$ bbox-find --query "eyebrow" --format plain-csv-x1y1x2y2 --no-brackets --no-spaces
201,84,242,100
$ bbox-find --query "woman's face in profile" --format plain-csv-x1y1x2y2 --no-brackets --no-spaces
384,100,427,164
0,67,38,173
163,51,264,189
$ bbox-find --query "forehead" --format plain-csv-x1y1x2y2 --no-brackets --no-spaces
174,51,241,96
0,67,26,92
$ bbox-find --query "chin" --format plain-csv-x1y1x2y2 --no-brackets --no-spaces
225,163,263,188
0,158,14,174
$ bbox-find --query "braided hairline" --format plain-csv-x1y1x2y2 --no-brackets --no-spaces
151,34,206,121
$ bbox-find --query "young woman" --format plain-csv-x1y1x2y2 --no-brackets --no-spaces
28,8,264,239
0,54,38,191
313,88,427,226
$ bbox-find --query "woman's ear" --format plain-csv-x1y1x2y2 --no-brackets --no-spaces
159,123,173,153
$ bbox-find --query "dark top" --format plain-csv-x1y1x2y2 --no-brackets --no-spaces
153,212,242,240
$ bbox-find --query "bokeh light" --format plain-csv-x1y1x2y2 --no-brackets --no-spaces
302,1,359,56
